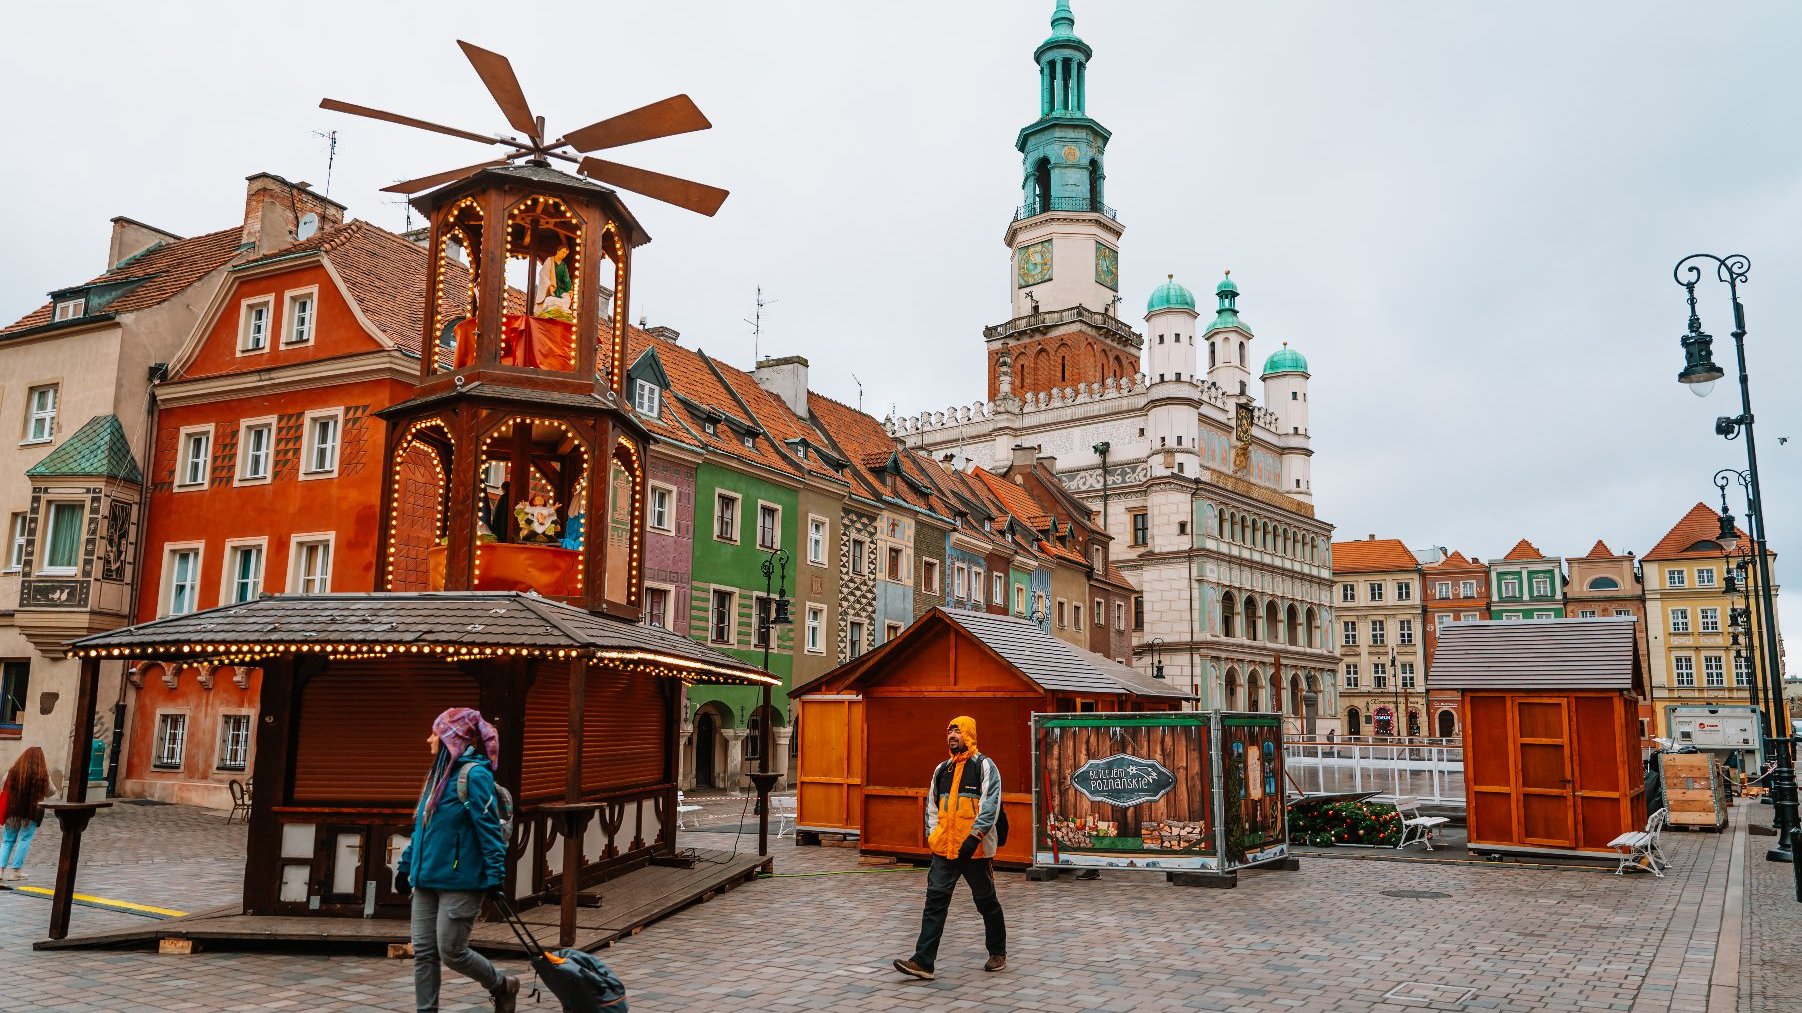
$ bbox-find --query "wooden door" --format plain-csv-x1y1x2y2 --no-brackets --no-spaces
796,695,864,832
1514,697,1576,848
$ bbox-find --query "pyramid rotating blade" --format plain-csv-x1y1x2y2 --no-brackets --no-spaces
577,157,730,216
381,160,513,194
559,95,712,152
321,98,513,148
457,40,539,142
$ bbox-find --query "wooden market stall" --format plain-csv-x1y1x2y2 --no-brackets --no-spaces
789,608,1190,867
1432,617,1648,858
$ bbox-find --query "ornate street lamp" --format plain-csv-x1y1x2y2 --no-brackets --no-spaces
748,547,792,856
1146,636,1166,679
1673,254,1796,896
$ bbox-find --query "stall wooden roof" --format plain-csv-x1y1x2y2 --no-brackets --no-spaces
69,591,775,685
791,607,1190,701
1429,616,1643,695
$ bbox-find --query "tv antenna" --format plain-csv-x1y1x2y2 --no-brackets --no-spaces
385,194,415,233
851,373,864,412
744,286,777,364
311,129,339,196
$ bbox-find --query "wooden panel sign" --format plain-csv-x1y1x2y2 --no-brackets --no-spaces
1033,713,1215,871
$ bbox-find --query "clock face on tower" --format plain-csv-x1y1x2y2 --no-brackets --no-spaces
1094,242,1118,290
1062,144,1080,163
1017,240,1053,288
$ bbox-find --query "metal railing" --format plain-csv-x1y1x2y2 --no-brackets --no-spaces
1285,738,1466,807
1014,197,1119,222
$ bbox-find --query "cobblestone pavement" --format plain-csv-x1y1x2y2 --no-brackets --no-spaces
0,796,1747,1013
1738,803,1801,1012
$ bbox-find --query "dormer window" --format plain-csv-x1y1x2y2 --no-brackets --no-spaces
703,420,718,436
741,433,756,450
632,379,661,417
52,297,86,322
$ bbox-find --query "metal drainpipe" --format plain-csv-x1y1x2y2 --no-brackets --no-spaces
1188,484,1199,707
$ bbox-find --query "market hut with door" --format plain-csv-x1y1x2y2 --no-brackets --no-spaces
789,607,1190,866
1431,616,1648,857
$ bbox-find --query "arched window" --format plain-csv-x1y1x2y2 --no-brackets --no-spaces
1244,597,1259,641
1304,607,1318,648
1217,511,1226,538
1033,157,1052,214
1221,593,1237,638
1088,158,1102,207
1239,341,1247,365
1264,601,1279,643
1437,710,1457,738
1586,576,1621,591
1246,671,1262,712
1208,341,1217,368
1060,354,1068,383
1346,707,1363,736
1225,668,1241,710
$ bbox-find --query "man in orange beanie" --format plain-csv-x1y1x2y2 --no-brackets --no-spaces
894,715,1007,980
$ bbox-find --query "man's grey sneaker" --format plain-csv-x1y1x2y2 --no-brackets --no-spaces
894,958,936,981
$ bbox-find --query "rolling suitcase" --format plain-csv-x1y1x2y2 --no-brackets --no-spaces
493,895,629,1012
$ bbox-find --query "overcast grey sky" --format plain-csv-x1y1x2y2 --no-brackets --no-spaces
3,1,1798,648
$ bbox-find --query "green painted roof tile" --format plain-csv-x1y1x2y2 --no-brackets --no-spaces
26,414,143,483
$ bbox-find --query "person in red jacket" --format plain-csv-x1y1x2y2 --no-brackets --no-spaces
894,715,1006,981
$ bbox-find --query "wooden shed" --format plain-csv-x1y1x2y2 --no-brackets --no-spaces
1432,617,1647,857
789,608,1190,867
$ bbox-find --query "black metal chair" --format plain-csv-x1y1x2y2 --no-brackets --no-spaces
227,778,252,824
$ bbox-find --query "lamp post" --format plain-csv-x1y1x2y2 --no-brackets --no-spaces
1146,636,1166,680
749,546,792,857
1716,470,1771,754
1672,254,1797,887
1389,647,1402,742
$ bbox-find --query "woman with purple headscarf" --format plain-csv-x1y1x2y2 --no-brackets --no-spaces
395,707,520,1012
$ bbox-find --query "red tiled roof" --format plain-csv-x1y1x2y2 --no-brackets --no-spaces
970,469,1046,529
1644,502,1752,562
1331,537,1417,574
1584,539,1616,559
1501,538,1544,562
1423,549,1480,571
807,392,943,515
640,332,804,478
322,222,433,354
703,355,845,485
3,227,245,335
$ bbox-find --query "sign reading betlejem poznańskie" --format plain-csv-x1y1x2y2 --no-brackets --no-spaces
1070,754,1177,807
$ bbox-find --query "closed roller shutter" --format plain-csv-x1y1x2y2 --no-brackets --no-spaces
520,663,669,799
293,660,480,803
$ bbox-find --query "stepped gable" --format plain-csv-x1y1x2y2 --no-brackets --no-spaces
3,226,244,335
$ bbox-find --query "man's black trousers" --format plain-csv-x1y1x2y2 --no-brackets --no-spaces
911,854,1006,969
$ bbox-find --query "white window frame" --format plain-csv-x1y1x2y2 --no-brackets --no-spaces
1532,576,1551,597
1578,609,1597,618
756,501,781,551
152,710,189,770
1396,581,1412,602
709,588,735,644
805,603,826,655
24,383,58,444
282,286,318,346
1435,581,1451,600
216,711,254,772
1614,609,1633,618
1341,620,1358,646
1339,583,1355,603
1667,569,1687,588
1674,655,1695,687
849,537,868,575
848,619,867,658
1436,613,1451,629
1699,607,1720,634
1014,584,1026,615
1369,619,1386,646
52,296,86,321
1461,611,1480,622
1735,654,1752,686
175,425,213,490
1400,662,1417,689
4,512,25,572
1367,581,1384,603
1703,654,1725,688
237,296,273,354
714,492,740,544
1114,601,1125,631
994,573,1006,605
923,558,941,596
220,537,268,606
642,581,674,630
236,417,276,485
647,483,676,534
287,532,335,594
161,541,204,617
1398,618,1414,646
1696,567,1717,588
1372,662,1388,690
1073,602,1084,631
37,499,86,576
299,408,343,479
807,514,828,567
1459,580,1476,598
1670,608,1691,634
632,378,661,417
1343,663,1359,689
1500,576,1521,599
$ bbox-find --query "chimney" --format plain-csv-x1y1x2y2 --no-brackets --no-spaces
1035,452,1058,473
1010,444,1039,470
645,325,681,343
108,217,182,270
753,355,810,418
241,173,347,255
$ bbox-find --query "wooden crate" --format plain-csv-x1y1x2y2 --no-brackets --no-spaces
1660,753,1726,829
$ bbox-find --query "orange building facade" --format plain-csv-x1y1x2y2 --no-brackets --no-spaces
122,223,427,806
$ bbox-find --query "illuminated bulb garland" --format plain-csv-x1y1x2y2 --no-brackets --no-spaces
385,418,452,590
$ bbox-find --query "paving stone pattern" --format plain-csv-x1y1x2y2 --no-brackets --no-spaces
1738,805,1802,1012
0,797,1744,1013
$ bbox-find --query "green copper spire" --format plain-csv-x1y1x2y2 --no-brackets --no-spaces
1261,342,1309,378
1017,0,1108,217
1050,0,1076,37
1205,270,1253,335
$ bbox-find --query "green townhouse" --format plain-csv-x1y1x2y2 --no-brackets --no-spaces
1488,538,1566,620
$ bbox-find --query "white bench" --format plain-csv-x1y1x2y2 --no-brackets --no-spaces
1393,795,1450,851
772,794,797,839
1608,808,1668,878
676,791,703,830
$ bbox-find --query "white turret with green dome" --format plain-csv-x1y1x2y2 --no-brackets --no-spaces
1261,341,1312,499
1203,271,1254,398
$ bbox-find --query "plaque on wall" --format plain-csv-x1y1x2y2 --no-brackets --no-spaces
22,579,89,609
